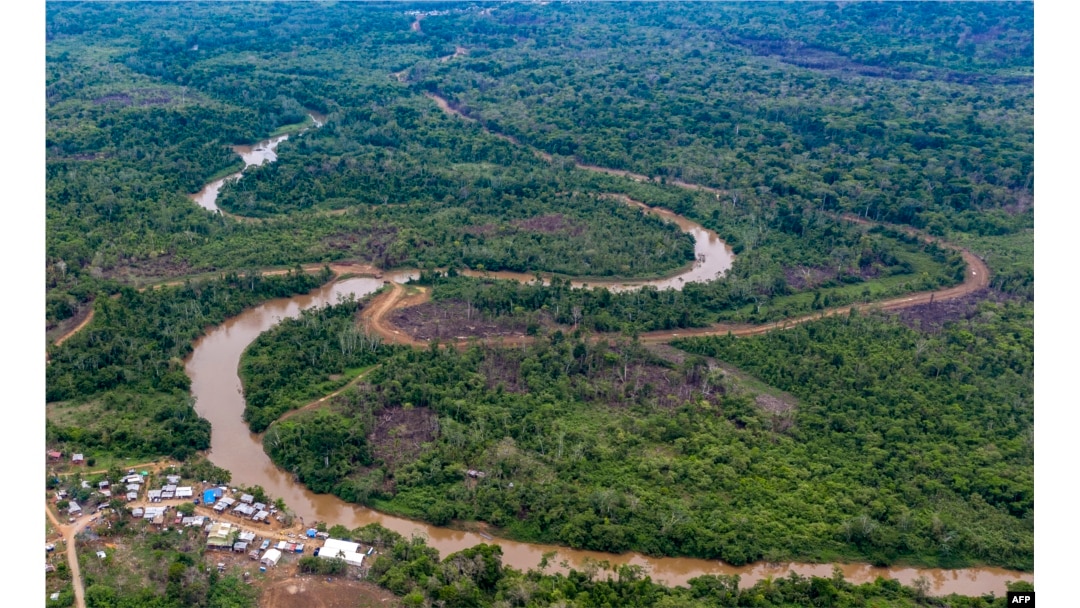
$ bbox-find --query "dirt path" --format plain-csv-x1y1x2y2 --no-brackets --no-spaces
272,368,376,426
360,218,990,348
359,283,429,347
53,307,95,348
46,504,91,608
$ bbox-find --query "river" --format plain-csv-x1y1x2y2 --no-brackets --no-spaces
183,110,1031,596
189,112,324,213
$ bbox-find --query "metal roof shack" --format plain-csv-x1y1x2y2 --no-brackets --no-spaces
233,541,249,552
166,475,181,485
126,492,138,502
253,510,270,522
176,487,193,499
238,531,256,543
71,454,84,464
131,507,144,518
239,494,255,504
67,502,81,515
207,522,235,549
147,490,163,502
234,503,256,517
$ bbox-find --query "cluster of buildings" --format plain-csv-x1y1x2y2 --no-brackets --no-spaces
208,491,271,522
147,475,193,502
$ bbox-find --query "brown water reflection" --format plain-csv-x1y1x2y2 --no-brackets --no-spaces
186,276,1032,596
190,112,323,213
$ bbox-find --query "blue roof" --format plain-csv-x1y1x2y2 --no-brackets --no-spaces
203,489,217,504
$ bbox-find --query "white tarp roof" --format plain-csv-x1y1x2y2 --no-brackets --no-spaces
261,548,282,565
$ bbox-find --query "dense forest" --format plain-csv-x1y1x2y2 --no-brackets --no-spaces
263,300,1032,570
350,523,1033,607
46,1,1034,602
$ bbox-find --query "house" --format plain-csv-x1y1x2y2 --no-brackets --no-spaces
143,506,167,520
147,490,162,502
233,541,248,552
234,503,255,517
72,454,84,465
252,510,270,522
206,522,235,549
131,508,144,518
261,548,282,568
125,484,141,493
252,502,266,512
125,492,138,502
176,487,193,499
68,502,81,516
238,531,256,543
99,490,111,498
239,494,254,504
203,489,218,505
213,502,228,513
47,450,62,460
219,497,236,508
317,538,366,567
166,475,181,485
98,480,110,490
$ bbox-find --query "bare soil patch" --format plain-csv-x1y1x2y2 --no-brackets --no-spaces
261,576,398,608
388,299,537,341
782,263,880,291
368,406,438,474
645,343,798,415
100,253,196,283
511,213,584,235
893,287,1012,333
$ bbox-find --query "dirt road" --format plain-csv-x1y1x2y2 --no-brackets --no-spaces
46,504,92,608
359,224,991,348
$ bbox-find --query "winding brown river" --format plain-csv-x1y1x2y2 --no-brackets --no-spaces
183,108,1032,596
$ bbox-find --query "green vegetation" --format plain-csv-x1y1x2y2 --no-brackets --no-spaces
76,517,257,608
419,3,1032,234
240,294,399,432
350,523,1034,607
46,269,329,460
265,300,1032,570
46,2,1034,597
417,219,967,332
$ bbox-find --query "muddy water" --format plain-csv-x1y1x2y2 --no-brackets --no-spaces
186,276,1032,596
190,113,323,213
456,196,733,292
183,102,1029,595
